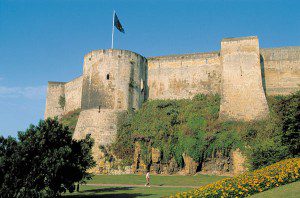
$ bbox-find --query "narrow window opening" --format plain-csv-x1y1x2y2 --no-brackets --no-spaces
106,74,110,80
141,80,144,92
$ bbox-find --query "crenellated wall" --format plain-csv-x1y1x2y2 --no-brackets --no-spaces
148,52,221,99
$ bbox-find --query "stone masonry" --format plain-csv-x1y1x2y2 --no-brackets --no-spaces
219,36,269,121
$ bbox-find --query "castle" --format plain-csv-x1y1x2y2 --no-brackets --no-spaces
45,36,300,171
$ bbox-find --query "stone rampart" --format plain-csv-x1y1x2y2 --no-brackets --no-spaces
148,52,221,99
219,36,269,121
44,81,65,119
261,47,300,95
64,76,82,113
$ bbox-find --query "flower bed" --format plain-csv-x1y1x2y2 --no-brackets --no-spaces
170,158,300,198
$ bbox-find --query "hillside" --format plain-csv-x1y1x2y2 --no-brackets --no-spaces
60,91,299,175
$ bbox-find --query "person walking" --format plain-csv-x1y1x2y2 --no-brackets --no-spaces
145,171,150,187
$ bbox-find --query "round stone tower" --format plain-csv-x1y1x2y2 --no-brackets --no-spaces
73,49,147,170
80,49,148,111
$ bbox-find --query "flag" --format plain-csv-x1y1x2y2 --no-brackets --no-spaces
114,13,125,33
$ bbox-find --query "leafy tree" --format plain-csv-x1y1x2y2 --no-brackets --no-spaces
0,118,95,197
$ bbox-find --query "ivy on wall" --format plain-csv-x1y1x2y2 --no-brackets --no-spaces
58,95,66,109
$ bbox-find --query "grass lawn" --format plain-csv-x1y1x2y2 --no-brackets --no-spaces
64,185,191,198
250,180,300,198
86,174,227,186
63,174,227,198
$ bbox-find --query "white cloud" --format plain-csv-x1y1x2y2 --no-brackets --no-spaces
0,85,47,100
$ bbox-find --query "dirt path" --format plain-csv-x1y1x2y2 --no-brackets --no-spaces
86,183,198,188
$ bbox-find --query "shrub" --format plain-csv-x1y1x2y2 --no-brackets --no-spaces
246,138,289,170
274,91,300,156
170,158,300,198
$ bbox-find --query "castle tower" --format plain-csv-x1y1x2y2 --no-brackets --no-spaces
73,49,148,167
219,36,269,121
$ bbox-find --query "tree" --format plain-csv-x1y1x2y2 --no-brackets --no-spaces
0,118,95,197
275,91,300,156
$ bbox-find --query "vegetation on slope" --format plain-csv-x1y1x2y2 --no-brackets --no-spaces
170,158,300,198
59,91,299,172
112,91,300,170
60,108,81,132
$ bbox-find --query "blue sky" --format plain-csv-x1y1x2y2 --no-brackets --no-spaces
0,0,299,137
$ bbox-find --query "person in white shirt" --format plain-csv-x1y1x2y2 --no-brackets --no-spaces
145,171,150,187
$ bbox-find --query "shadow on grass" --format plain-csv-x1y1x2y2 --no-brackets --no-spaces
64,187,153,198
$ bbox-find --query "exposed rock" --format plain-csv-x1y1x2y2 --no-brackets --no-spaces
151,147,161,163
201,156,232,176
150,163,162,174
167,157,179,174
132,142,141,173
232,148,248,175
182,153,199,175
132,142,147,173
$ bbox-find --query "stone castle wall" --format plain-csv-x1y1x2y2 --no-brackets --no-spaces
219,36,269,121
44,81,65,119
261,47,300,95
147,52,221,99
64,76,83,113
44,76,82,119
45,40,300,120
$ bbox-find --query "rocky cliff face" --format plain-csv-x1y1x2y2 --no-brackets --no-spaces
94,142,247,176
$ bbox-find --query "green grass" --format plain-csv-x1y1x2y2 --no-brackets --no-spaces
86,174,227,186
64,185,191,198
63,174,227,198
250,181,300,198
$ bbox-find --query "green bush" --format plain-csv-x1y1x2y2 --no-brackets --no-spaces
274,91,300,156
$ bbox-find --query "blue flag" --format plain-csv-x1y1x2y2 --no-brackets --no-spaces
114,13,125,33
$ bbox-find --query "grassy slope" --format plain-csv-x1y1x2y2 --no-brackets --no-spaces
250,180,300,198
60,109,80,132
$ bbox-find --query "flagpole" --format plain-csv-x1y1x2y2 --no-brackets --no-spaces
111,10,115,49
